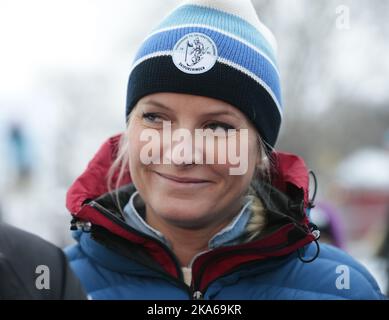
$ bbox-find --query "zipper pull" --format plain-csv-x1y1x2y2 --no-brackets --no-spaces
192,290,203,300
70,217,92,232
80,221,92,232
70,218,79,231
308,222,321,240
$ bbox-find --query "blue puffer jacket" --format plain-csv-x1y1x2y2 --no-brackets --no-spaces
66,232,384,300
64,135,386,300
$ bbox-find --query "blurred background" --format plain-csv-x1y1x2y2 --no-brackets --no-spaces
0,0,388,293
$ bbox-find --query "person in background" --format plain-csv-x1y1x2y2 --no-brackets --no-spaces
0,223,86,299
65,0,385,300
7,122,33,186
309,202,345,249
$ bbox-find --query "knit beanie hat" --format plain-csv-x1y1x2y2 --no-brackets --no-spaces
126,0,282,148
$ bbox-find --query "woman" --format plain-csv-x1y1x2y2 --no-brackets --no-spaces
65,0,385,299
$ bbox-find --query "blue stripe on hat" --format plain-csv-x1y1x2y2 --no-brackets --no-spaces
133,27,281,108
154,4,277,66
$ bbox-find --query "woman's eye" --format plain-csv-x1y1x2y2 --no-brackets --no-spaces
142,112,162,123
205,122,235,132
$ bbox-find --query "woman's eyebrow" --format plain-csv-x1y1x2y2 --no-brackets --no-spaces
143,99,240,120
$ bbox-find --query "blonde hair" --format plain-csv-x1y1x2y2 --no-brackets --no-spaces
107,112,271,243
243,135,271,242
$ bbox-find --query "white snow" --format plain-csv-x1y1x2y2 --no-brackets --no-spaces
336,148,389,191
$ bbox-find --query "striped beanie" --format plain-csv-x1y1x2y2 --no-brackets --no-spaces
126,0,282,148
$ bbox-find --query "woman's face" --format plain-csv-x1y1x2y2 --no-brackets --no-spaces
127,92,261,230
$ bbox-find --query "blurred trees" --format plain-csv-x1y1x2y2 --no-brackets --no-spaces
253,0,389,192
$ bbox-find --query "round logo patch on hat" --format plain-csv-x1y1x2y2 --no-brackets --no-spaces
172,33,218,75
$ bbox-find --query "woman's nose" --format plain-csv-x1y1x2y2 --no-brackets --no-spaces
162,128,203,165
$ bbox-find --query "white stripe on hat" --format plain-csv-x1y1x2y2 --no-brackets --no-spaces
180,0,278,53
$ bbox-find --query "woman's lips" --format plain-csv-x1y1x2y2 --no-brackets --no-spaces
154,171,212,187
